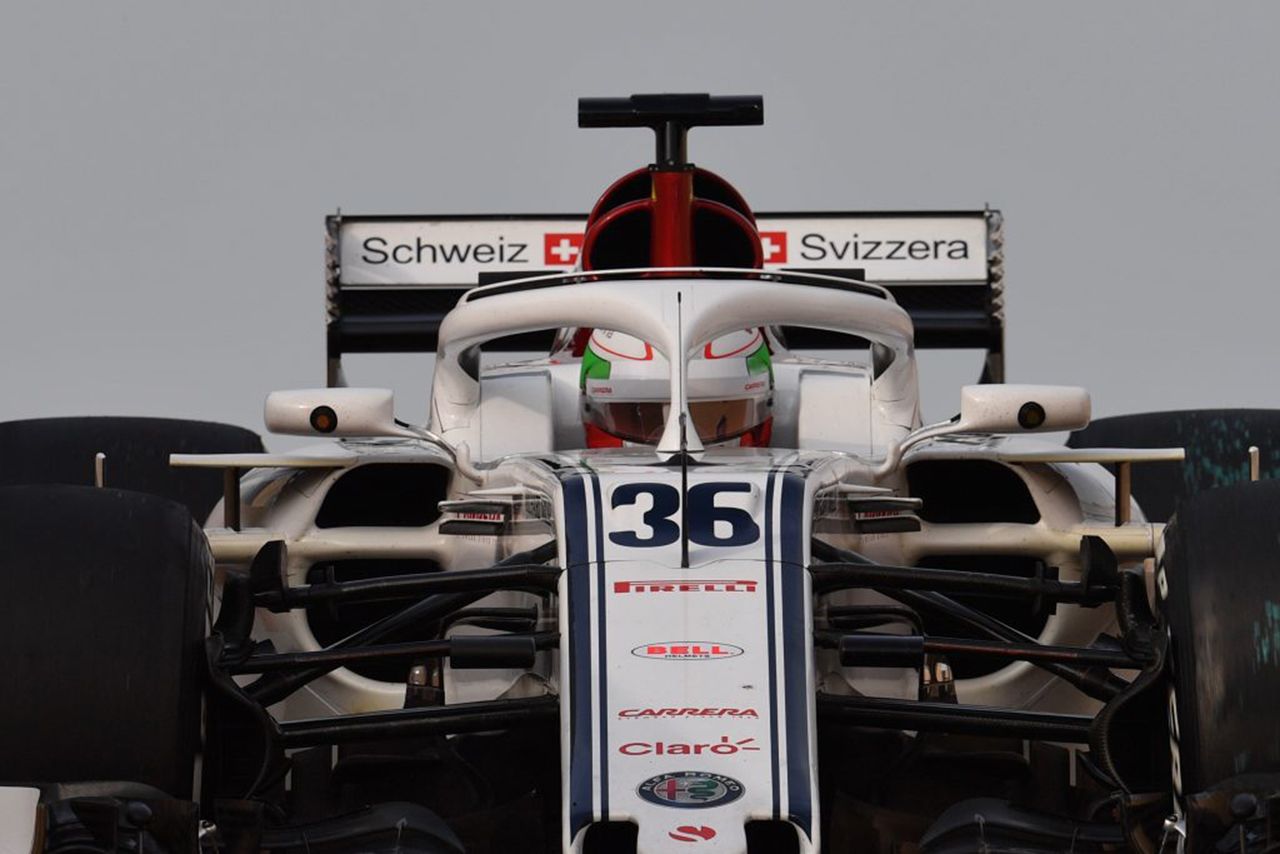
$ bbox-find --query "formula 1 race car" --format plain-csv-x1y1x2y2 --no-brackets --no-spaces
3,94,1279,854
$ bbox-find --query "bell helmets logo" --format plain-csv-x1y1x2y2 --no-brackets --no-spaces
669,826,717,843
544,232,583,265
759,230,788,263
613,579,757,594
618,707,759,719
638,771,745,809
620,736,759,757
631,642,744,661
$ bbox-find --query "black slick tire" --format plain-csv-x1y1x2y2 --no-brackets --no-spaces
1068,409,1280,522
0,485,211,797
1158,479,1280,799
0,416,263,522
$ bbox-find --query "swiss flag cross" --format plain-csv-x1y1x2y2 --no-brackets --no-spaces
544,233,583,266
759,231,788,264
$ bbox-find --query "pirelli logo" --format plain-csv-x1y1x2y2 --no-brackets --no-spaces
612,579,757,594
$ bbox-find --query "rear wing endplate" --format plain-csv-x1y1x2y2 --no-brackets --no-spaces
324,209,1004,385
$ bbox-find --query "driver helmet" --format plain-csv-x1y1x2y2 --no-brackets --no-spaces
580,328,773,448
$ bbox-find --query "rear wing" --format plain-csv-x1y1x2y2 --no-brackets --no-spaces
324,210,1005,385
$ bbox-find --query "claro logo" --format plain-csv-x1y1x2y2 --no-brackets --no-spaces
613,579,757,594
631,642,743,661
620,736,759,756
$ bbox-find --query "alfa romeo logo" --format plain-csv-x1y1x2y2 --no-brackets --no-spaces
637,771,744,809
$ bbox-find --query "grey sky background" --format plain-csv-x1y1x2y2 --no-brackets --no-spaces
3,2,1278,448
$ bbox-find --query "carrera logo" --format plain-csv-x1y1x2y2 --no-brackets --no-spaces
620,736,759,756
544,232,583,265
638,771,744,809
361,236,528,265
631,642,743,661
618,708,759,719
759,230,787,263
613,579,757,594
670,826,716,843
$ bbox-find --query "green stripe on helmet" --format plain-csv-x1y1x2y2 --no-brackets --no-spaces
745,342,772,376
580,341,612,387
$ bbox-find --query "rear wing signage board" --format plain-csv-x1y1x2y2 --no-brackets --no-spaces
325,211,1004,383
336,214,990,286
338,217,589,287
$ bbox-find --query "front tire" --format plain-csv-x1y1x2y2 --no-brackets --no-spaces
1068,408,1280,522
1158,479,1280,799
0,416,263,522
0,484,211,797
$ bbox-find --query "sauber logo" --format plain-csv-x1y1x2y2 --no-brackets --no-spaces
669,826,716,843
631,642,743,661
618,708,759,719
758,230,787,263
544,232,583,265
620,736,759,756
613,579,757,594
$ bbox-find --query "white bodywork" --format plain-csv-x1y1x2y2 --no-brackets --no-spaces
180,270,1174,853
431,271,919,457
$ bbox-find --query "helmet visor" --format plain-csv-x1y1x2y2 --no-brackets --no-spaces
587,397,770,445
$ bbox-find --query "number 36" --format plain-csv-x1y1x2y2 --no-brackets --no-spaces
608,482,760,548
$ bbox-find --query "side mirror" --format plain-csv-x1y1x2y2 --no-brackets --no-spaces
956,384,1091,434
264,388,419,439
880,384,1091,474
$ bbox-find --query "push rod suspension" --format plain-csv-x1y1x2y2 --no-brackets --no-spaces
256,562,560,611
278,696,560,748
811,561,1106,604
818,694,1093,744
247,542,558,706
825,632,1147,670
810,539,1126,701
227,632,558,674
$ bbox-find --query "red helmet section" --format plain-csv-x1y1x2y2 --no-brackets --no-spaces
565,166,765,359
573,95,772,449
580,167,763,272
